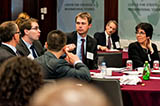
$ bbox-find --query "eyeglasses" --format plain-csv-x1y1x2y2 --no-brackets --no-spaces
15,31,21,35
135,31,146,35
31,26,40,30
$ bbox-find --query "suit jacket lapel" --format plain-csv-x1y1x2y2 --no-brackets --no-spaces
33,41,41,56
72,32,78,54
102,32,107,45
1,44,16,55
19,38,30,55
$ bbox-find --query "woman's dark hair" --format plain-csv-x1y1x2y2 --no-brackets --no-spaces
135,22,153,39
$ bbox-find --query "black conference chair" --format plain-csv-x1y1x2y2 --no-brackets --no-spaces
91,78,123,106
98,52,123,68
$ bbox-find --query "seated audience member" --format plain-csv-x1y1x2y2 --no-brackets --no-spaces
30,79,110,106
66,12,98,70
0,21,20,65
0,56,43,106
15,12,30,27
35,30,91,81
128,22,159,69
94,20,120,51
16,18,45,59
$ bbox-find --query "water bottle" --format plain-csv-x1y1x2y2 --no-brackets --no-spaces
100,62,107,77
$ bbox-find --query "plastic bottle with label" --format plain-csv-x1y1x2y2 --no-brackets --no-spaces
100,62,107,77
143,61,150,80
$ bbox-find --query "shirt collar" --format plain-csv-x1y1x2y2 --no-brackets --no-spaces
77,32,87,41
105,31,110,38
22,38,32,49
1,42,17,53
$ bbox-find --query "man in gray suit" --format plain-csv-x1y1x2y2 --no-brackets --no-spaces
16,18,45,59
0,21,20,64
35,30,91,81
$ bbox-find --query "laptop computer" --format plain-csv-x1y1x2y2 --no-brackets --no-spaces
98,52,123,68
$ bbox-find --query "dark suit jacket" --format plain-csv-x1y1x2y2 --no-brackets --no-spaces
66,31,98,70
16,38,45,57
128,42,160,69
94,32,120,49
0,45,15,65
1,44,17,56
35,51,91,81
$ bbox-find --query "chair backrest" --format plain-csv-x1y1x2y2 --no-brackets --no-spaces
98,52,123,68
91,78,123,106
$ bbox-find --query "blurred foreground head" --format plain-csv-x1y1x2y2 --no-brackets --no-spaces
30,79,110,106
0,56,43,106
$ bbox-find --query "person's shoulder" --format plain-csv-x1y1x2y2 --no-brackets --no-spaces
95,31,104,34
151,42,158,49
87,35,97,42
65,31,76,36
33,40,43,48
0,47,14,56
16,38,26,49
128,41,139,49
35,51,57,64
129,41,137,46
152,42,157,46
94,32,105,36
87,36,97,47
0,48,14,64
33,40,42,44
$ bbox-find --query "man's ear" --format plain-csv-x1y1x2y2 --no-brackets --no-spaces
45,42,48,49
24,29,29,35
88,24,92,29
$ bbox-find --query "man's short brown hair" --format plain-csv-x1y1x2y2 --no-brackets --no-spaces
47,30,67,52
19,18,38,37
75,12,92,25
0,21,18,42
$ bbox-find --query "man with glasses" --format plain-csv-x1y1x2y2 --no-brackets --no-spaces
94,20,121,51
0,21,20,64
16,18,45,59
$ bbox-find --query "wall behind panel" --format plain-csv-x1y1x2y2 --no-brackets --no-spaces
0,0,11,24
0,0,118,45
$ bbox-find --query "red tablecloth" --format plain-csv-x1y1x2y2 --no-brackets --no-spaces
121,73,160,106
90,70,160,106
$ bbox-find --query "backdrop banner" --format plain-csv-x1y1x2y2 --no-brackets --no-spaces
119,0,160,41
57,0,104,36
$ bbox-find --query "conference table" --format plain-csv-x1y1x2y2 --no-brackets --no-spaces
90,69,160,106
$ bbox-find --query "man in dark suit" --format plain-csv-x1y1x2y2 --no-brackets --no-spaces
0,21,20,64
16,18,45,59
66,12,97,70
94,20,121,51
35,30,91,81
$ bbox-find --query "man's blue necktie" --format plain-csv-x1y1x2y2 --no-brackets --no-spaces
30,45,37,58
